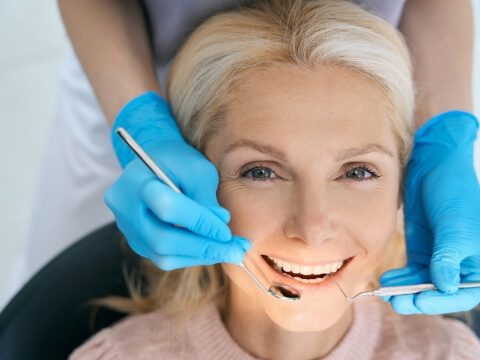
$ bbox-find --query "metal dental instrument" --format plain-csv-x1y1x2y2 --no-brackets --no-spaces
116,127,302,302
330,277,480,302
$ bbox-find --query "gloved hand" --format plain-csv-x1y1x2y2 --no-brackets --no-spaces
105,91,251,270
380,110,480,314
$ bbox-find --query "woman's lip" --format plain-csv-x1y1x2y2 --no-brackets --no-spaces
257,254,356,294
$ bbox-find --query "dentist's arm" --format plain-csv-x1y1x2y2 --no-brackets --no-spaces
58,0,161,122
381,0,480,314
400,0,473,127
58,0,250,269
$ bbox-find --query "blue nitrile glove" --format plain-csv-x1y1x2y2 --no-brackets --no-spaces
380,110,480,314
105,91,251,270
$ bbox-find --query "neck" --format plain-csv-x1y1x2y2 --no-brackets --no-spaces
222,284,353,360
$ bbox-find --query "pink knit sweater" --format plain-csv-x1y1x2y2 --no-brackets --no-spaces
69,298,480,359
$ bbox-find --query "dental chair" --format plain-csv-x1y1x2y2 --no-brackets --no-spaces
0,223,479,360
0,223,137,360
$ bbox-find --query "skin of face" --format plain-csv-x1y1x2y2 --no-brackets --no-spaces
204,64,402,359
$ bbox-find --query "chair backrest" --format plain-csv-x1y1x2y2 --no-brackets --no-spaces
0,223,136,360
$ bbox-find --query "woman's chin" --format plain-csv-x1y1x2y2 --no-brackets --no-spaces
263,298,352,332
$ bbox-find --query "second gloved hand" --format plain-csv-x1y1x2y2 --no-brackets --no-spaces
105,92,251,270
380,111,480,314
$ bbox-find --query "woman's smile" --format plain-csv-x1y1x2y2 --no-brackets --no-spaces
265,255,346,281
247,251,358,297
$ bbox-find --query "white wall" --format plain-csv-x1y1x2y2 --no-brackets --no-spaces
0,1,480,307
0,0,68,305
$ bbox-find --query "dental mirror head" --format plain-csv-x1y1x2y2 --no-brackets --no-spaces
238,262,301,301
268,283,302,301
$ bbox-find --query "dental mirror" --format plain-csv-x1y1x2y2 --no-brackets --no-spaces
238,262,301,301
116,127,302,302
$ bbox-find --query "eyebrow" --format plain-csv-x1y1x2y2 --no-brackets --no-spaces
224,139,288,161
224,139,394,161
335,143,395,161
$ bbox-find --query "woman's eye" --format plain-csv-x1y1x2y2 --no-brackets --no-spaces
344,165,380,181
241,166,276,181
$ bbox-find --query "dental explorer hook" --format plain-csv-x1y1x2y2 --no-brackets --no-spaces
330,276,480,302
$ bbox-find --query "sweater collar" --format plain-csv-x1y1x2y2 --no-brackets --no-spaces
186,298,381,359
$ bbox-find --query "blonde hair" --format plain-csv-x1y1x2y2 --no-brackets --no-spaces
98,0,414,316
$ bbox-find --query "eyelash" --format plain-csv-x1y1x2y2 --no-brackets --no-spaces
239,163,381,182
344,163,381,181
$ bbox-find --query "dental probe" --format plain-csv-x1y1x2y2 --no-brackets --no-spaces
116,127,302,302
330,277,480,302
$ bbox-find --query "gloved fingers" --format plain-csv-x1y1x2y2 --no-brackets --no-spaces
141,180,232,242
105,159,156,206
118,221,248,270
209,206,231,224
172,151,230,223
151,145,231,224
387,289,477,315
381,270,427,314
120,222,249,270
390,294,423,315
430,247,463,293
380,268,430,303
380,266,420,301
380,266,419,283
402,213,435,274
403,216,434,260
382,269,480,314
380,266,430,287
124,231,155,259
140,210,250,261
111,213,159,260
412,287,480,314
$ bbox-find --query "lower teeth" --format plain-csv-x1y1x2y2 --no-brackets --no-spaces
287,273,328,284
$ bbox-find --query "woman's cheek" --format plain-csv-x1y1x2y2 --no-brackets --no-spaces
355,202,399,261
337,185,399,254
217,181,288,235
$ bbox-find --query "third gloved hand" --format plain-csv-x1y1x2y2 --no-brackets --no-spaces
105,92,251,270
381,110,480,314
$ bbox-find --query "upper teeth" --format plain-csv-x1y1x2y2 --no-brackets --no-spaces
267,256,344,276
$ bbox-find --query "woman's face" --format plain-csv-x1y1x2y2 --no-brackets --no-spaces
205,64,402,332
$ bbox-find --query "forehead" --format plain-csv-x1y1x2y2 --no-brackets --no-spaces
214,64,397,157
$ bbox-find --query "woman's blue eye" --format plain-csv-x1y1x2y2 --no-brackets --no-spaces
241,166,276,181
240,164,379,182
345,165,379,181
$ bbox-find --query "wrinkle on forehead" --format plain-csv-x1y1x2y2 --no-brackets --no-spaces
206,64,399,163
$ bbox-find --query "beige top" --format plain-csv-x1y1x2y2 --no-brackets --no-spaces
143,0,406,66
142,0,407,87
70,297,480,359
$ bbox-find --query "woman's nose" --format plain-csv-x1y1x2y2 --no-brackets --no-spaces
283,186,337,246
